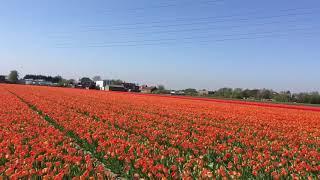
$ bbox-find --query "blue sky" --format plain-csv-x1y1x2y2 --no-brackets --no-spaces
1,0,319,92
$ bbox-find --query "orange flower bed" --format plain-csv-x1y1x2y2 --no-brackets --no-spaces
0,86,116,179
1,84,319,179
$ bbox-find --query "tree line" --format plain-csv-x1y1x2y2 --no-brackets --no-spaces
210,88,320,105
24,74,64,84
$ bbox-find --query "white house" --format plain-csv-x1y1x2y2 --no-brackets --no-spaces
25,79,53,86
96,80,106,90
96,80,127,91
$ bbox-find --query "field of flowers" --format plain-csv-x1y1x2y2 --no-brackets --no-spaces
0,84,319,179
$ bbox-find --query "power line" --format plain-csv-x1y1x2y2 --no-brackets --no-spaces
55,33,317,48
101,18,314,36
49,6,319,49
101,0,223,14
92,12,316,31
54,27,317,48
54,11,317,35
87,7,317,28
74,27,316,44
49,18,312,40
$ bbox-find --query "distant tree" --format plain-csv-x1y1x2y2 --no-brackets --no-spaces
92,76,102,81
78,77,95,89
184,88,198,96
23,74,64,83
23,75,32,80
157,85,166,91
259,89,273,99
80,77,92,84
232,88,243,99
8,70,19,83
249,89,260,98
192,86,320,105
153,85,169,94
313,93,320,103
52,75,63,84
214,88,233,98
293,92,320,104
274,91,292,102
240,89,250,99
67,79,76,85
309,92,320,104
110,79,123,85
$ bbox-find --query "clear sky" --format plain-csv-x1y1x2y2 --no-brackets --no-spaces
1,0,319,92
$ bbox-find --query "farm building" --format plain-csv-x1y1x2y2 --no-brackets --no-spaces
123,83,140,92
96,80,139,92
198,89,209,96
95,80,123,91
140,85,157,94
0,75,6,83
25,79,53,86
170,90,185,96
95,80,108,90
105,84,126,92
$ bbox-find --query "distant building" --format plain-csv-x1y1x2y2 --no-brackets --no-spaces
25,79,53,86
198,89,209,96
76,78,95,89
18,79,25,84
0,75,6,83
105,84,126,92
96,80,107,90
170,90,185,96
123,83,140,92
96,80,139,92
78,81,96,89
25,79,34,85
140,85,157,94
208,91,215,95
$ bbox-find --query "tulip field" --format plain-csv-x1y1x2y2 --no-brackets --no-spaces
0,84,319,179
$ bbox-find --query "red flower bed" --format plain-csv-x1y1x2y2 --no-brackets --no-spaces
1,84,319,179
